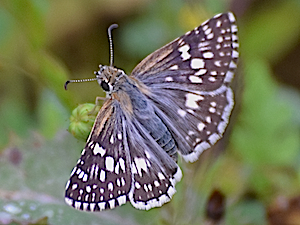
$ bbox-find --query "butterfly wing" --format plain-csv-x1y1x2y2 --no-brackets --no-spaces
132,12,238,90
65,94,182,211
126,113,182,210
131,12,238,162
65,99,132,211
148,86,234,162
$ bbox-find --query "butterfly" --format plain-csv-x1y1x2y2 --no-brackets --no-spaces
64,12,239,211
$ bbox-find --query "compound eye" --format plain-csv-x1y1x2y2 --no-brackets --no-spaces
100,81,110,92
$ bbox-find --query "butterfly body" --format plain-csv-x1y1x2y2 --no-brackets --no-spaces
65,12,239,211
95,65,179,160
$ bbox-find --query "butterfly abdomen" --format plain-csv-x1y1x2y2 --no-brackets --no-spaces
124,82,179,161
156,130,178,162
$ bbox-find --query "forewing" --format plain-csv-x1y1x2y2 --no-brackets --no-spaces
131,12,238,162
131,12,238,92
65,99,132,211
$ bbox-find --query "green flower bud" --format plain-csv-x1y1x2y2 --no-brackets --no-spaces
68,103,101,141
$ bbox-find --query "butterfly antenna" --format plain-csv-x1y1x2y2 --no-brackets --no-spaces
64,78,97,90
64,24,119,90
108,24,118,67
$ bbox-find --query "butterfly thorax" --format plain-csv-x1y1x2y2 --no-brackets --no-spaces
95,64,178,161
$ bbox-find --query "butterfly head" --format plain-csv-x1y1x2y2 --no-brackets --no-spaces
94,65,126,95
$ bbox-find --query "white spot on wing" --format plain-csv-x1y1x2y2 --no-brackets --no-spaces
232,42,239,49
90,202,96,211
209,107,216,113
135,182,141,189
206,116,212,123
232,50,239,58
157,172,165,180
204,28,212,35
65,197,73,206
115,162,120,174
98,202,106,210
105,156,114,172
217,36,223,43
228,12,236,22
185,93,204,109
229,61,237,69
86,185,91,193
119,158,125,172
190,58,205,69
72,183,78,190
203,52,214,59
169,65,178,70
134,157,148,176
208,133,220,144
165,76,173,82
78,171,85,179
214,60,222,67
117,133,122,140
117,195,127,206
93,143,105,156
207,33,214,39
121,177,126,186
70,167,77,176
224,70,234,83
197,122,205,131
74,201,81,210
178,44,191,61
189,75,203,83
110,135,114,144
108,199,115,209
195,69,207,76
82,173,88,182
231,24,238,33
108,182,113,191
208,77,217,82
116,178,121,187
177,109,187,117
99,169,106,182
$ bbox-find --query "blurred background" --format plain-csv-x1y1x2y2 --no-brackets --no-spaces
0,0,300,224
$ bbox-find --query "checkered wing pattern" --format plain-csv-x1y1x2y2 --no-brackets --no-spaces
65,99,131,211
132,12,238,162
65,97,182,211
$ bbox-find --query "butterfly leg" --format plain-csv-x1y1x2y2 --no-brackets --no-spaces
88,96,108,115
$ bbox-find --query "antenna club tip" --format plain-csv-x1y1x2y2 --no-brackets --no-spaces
108,24,119,36
109,24,118,30
64,80,70,90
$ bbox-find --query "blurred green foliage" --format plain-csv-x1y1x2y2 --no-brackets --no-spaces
0,0,300,224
